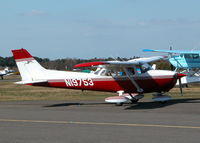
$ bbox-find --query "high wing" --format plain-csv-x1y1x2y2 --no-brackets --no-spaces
128,56,167,63
74,56,165,68
143,49,200,54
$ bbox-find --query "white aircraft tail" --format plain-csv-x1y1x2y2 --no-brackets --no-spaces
12,49,47,82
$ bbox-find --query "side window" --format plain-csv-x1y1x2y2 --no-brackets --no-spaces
101,69,106,75
135,64,151,74
119,71,126,76
184,54,193,59
192,54,199,59
136,66,142,74
184,54,200,59
127,67,135,75
94,69,101,75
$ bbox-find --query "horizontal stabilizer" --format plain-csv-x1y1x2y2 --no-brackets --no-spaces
15,80,48,85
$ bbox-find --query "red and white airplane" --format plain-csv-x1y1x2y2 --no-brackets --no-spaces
12,49,185,105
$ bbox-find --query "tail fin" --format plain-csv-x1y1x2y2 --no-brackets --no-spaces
12,49,47,81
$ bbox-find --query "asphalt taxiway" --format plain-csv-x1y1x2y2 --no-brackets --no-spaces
0,99,200,143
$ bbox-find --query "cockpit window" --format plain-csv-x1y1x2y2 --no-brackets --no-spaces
127,68,135,75
136,65,142,74
94,67,126,77
94,68,101,75
136,64,152,74
94,63,152,77
192,54,199,59
184,54,199,59
101,69,106,76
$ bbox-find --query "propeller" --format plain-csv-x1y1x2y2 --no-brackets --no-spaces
176,73,186,96
178,78,183,96
169,46,174,71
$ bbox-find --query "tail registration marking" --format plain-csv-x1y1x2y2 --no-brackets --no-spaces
65,78,94,87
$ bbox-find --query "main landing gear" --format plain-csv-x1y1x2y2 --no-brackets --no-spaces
105,91,144,106
115,95,141,106
105,91,172,106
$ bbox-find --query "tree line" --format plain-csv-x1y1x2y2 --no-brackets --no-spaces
0,56,171,71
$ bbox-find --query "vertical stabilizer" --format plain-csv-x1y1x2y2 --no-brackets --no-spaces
12,49,47,81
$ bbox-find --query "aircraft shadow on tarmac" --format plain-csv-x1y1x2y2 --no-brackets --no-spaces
125,98,200,110
44,102,109,107
44,98,200,109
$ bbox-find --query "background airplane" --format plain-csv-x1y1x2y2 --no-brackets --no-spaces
0,67,15,80
143,48,200,84
12,49,185,105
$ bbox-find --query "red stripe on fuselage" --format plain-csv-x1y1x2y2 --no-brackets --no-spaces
32,76,176,93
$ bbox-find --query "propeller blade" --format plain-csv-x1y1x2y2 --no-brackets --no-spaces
169,46,174,70
178,78,183,96
176,73,186,96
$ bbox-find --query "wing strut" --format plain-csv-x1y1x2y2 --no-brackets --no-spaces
123,67,143,93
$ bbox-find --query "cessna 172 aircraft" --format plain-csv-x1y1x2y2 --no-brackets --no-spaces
12,49,185,105
0,67,14,80
143,49,200,84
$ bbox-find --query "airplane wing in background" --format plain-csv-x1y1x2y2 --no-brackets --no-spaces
74,56,166,68
143,49,200,54
128,56,167,63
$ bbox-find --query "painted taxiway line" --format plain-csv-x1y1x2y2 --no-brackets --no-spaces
0,119,199,129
